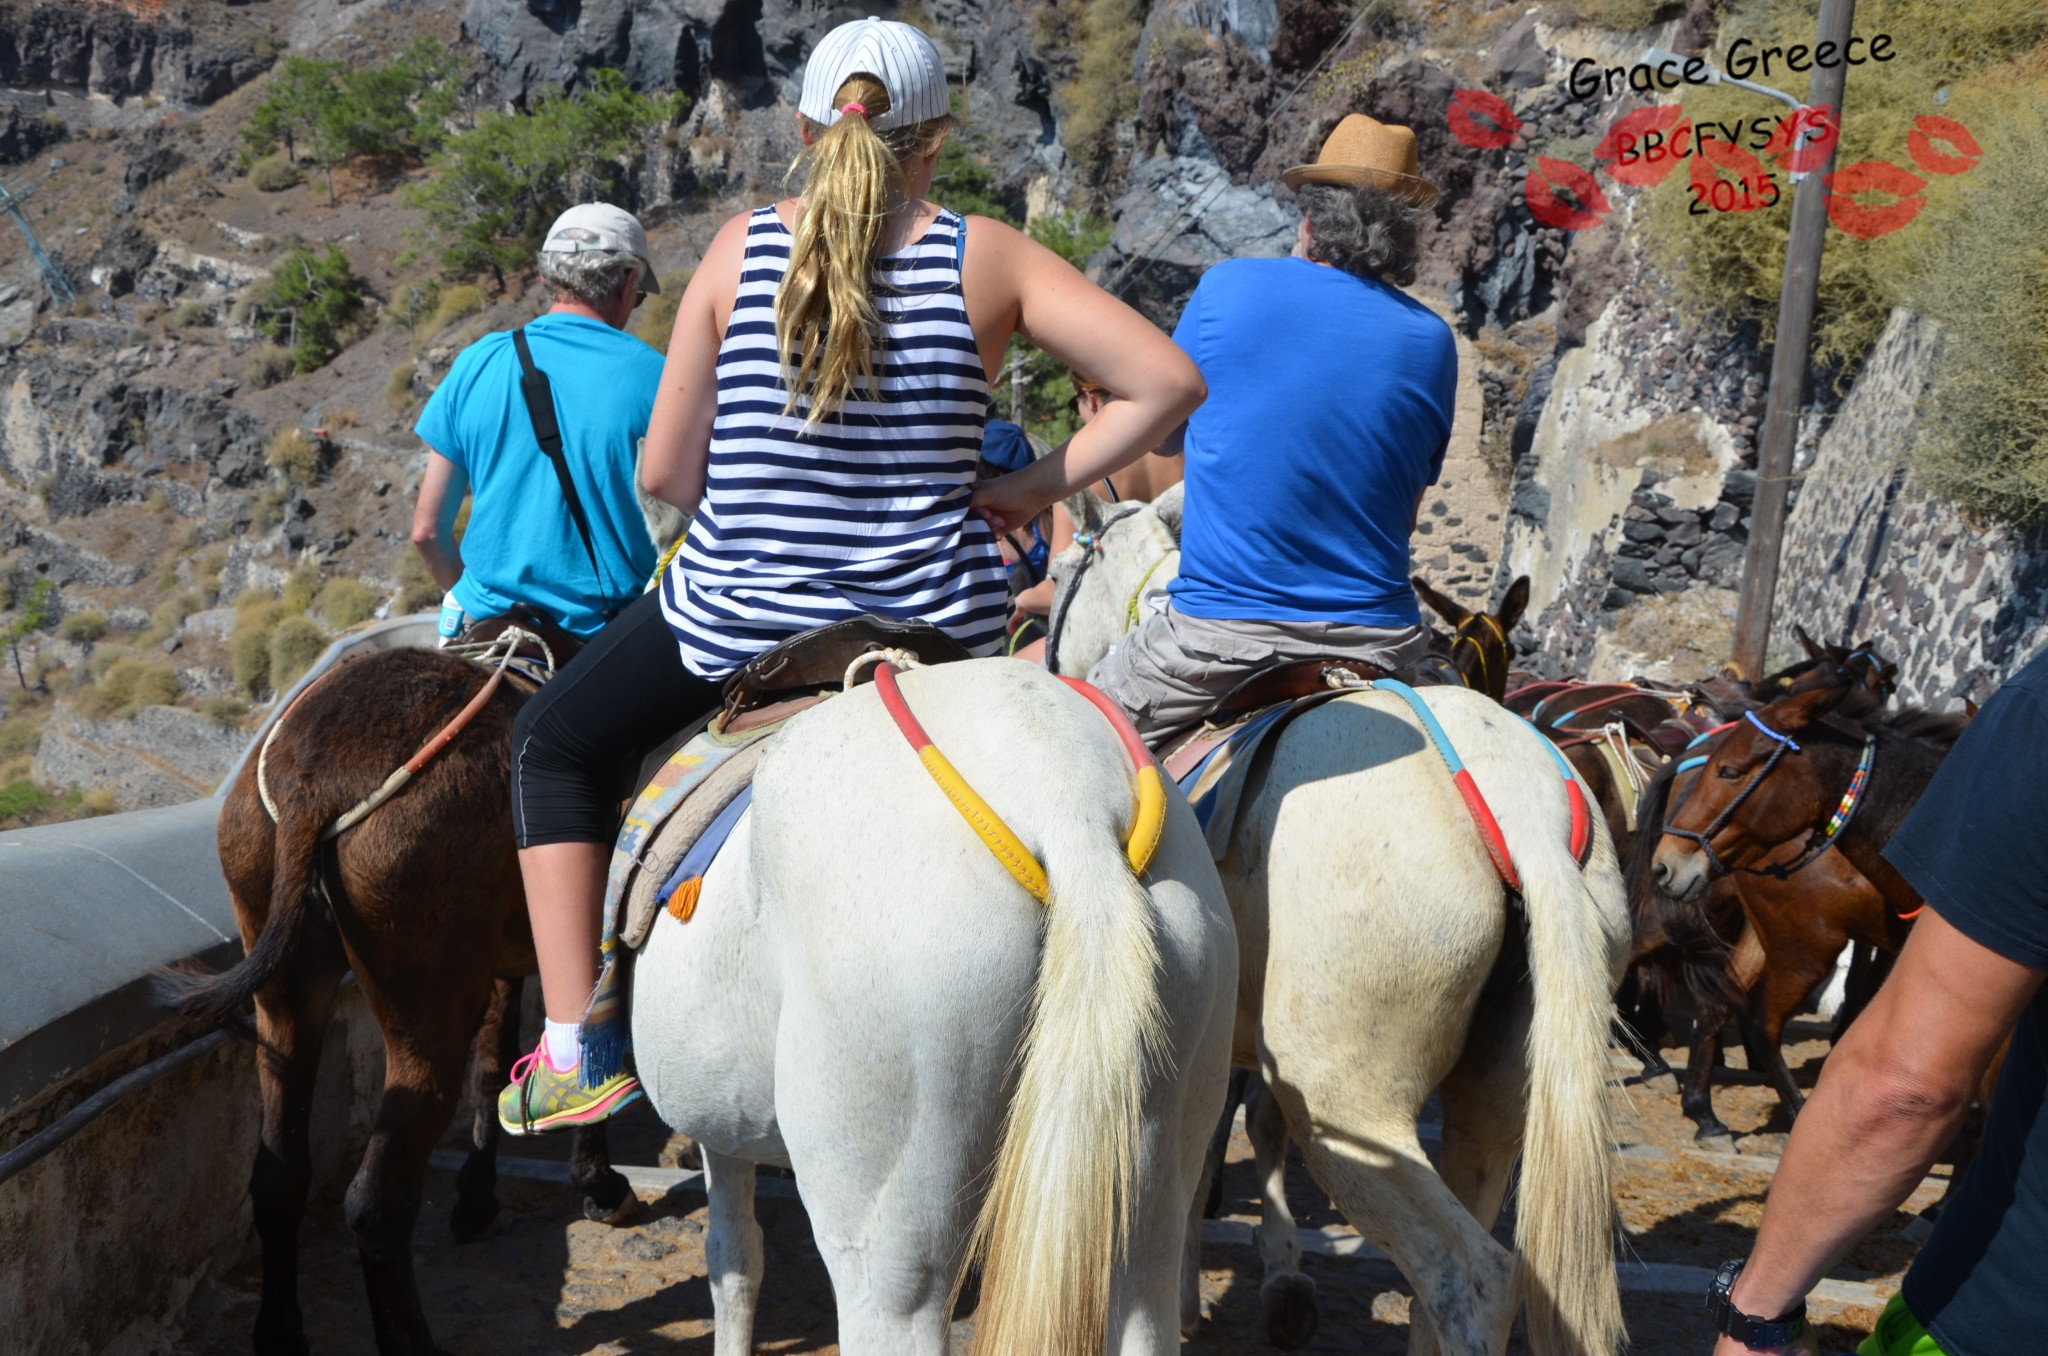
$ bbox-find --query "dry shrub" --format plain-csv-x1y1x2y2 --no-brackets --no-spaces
250,155,304,192
245,345,296,389
56,609,108,643
1557,0,1682,28
267,427,329,487
424,283,486,339
232,595,291,694
204,695,252,729
1642,0,2048,374
0,712,43,759
268,616,328,692
385,361,417,407
73,658,181,720
283,560,324,612
395,548,442,613
1057,0,1149,178
316,577,377,628
329,406,362,431
1908,92,2048,526
633,286,685,354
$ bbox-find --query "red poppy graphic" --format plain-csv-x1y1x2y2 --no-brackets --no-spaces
1526,156,1611,231
1691,136,1775,213
1594,104,1691,187
1449,88,1521,150
1907,114,1983,175
1761,104,1841,175
1825,160,1928,239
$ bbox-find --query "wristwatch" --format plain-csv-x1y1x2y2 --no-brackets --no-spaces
1706,1259,1807,1350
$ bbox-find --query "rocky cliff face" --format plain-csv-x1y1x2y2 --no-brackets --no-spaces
0,1,273,107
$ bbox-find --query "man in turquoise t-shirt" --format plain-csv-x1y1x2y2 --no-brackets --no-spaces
1089,115,1458,736
412,203,667,638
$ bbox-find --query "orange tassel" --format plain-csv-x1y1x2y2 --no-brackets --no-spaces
666,876,703,923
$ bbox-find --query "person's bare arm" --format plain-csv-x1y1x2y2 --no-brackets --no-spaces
1711,907,2040,1355
963,217,1204,530
410,451,469,591
641,210,749,513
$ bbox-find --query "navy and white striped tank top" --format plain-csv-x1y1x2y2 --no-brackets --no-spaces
660,205,1009,678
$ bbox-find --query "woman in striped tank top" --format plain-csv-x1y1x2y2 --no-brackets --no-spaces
498,17,1205,1132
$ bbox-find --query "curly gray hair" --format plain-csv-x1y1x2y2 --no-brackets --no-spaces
1295,183,1430,287
538,247,643,309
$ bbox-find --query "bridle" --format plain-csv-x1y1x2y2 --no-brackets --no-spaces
1665,709,1878,882
1450,612,1508,695
1043,503,1145,676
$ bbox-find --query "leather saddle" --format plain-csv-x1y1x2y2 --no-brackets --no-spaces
721,616,973,716
1203,658,1389,726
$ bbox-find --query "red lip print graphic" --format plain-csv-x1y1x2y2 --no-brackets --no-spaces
1526,156,1611,231
1449,88,1521,150
1825,160,1928,239
1761,104,1841,175
1691,136,1775,213
1907,114,1983,175
1594,105,1691,187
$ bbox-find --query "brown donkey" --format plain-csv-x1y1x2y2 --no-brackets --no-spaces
1641,673,1968,1139
162,625,631,1356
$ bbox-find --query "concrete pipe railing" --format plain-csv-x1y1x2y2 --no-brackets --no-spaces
0,617,436,1354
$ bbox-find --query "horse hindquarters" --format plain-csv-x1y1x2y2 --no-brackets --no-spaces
1248,705,1522,1356
736,663,1233,1356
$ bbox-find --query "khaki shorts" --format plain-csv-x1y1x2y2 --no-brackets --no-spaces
1086,604,1430,739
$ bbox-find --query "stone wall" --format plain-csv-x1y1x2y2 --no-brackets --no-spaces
0,991,386,1356
1773,310,2048,707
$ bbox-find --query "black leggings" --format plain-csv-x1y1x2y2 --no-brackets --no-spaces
512,588,725,847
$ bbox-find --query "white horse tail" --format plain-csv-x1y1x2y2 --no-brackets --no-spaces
965,814,1168,1356
1506,791,1628,1356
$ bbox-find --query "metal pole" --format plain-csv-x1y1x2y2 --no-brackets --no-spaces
1729,0,1857,677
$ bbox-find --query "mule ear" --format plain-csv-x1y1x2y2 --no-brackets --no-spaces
1412,574,1469,627
1764,671,1854,732
1794,624,1825,660
1151,480,1184,541
1965,696,1981,720
1064,488,1108,536
1496,575,1531,632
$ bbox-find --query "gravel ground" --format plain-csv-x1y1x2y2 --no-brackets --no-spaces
177,1022,1940,1354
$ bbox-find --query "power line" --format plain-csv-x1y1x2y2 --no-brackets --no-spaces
0,176,77,305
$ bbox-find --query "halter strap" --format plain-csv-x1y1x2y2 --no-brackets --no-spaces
1043,503,1145,676
1744,709,1800,750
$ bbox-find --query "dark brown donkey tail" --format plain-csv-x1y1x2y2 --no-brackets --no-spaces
157,809,334,1028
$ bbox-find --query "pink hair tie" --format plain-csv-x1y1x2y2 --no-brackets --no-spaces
840,101,867,116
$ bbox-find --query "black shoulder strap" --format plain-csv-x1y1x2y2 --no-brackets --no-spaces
511,328,617,617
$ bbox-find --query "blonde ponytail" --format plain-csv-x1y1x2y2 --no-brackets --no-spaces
777,75,953,432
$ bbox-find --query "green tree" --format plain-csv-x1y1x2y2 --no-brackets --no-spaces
243,56,340,165
3,578,54,691
406,71,687,288
244,39,461,204
253,247,368,373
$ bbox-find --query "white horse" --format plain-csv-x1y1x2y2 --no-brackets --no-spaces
1053,493,1631,1356
628,658,1239,1356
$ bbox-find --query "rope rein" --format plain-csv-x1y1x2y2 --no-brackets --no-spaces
256,626,551,839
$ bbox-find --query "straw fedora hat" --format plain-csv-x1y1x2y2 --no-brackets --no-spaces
1281,114,1439,207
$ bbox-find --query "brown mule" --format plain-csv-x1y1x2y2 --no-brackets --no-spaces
160,614,633,1356
1412,572,1526,699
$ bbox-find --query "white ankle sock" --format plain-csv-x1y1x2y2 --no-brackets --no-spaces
542,1018,582,1074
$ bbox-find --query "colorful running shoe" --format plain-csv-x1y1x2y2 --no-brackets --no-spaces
497,1044,643,1136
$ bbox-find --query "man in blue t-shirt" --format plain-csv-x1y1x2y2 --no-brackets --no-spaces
1706,652,2048,1356
412,202,667,638
1087,115,1457,736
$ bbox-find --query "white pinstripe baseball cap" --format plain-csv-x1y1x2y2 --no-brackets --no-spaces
798,17,949,131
